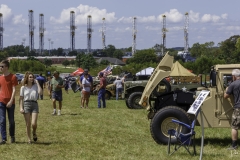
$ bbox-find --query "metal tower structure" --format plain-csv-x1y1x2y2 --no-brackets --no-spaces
132,17,137,55
39,13,44,55
0,13,3,51
28,10,34,52
101,18,106,49
161,15,167,55
70,11,76,51
87,15,93,53
184,12,189,53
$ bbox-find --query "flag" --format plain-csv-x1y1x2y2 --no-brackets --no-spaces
99,65,112,76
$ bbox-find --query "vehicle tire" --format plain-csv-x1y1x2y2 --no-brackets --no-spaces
152,79,171,97
150,106,191,144
125,98,131,109
127,92,143,109
105,91,111,100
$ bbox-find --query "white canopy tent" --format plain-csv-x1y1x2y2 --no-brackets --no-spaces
136,67,154,76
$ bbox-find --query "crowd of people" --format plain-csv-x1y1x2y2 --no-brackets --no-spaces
0,60,109,144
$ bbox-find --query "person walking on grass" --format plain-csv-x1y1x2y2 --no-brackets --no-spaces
82,73,91,108
50,71,64,116
97,72,107,108
47,76,52,100
36,73,46,100
79,69,93,108
19,72,42,144
0,60,18,145
224,69,240,150
64,75,70,94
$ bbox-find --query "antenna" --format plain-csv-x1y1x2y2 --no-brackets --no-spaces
0,13,3,50
132,17,137,55
101,18,106,49
70,11,76,51
39,13,45,55
184,12,189,53
87,15,93,53
29,10,34,52
161,15,167,55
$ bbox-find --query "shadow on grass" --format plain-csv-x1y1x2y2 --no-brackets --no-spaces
15,142,52,145
60,113,82,116
195,137,231,146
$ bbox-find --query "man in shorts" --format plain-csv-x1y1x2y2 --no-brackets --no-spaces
50,71,64,116
224,69,240,150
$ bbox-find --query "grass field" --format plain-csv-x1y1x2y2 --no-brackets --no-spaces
0,85,239,160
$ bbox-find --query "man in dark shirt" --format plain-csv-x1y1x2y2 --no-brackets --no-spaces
36,73,46,100
224,69,240,150
97,72,107,108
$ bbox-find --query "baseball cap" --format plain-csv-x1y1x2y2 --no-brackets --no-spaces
99,72,104,76
53,71,59,75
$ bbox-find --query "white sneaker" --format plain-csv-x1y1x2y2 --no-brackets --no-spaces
52,111,56,115
58,110,61,116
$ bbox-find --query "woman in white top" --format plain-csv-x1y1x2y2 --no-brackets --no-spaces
82,73,91,108
19,72,42,144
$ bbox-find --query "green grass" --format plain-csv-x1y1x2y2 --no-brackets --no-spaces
0,86,239,160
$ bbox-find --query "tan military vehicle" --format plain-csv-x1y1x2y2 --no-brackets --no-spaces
139,53,237,144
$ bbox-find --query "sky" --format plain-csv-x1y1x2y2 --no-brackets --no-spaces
1,0,240,50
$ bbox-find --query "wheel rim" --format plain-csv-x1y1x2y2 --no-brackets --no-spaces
161,117,180,138
133,96,141,105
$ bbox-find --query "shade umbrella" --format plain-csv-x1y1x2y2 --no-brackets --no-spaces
71,68,84,76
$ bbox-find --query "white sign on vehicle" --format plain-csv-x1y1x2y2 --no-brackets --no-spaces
187,90,210,115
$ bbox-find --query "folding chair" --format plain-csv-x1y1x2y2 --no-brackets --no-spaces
167,114,198,156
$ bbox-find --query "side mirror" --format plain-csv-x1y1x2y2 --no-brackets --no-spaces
210,70,216,86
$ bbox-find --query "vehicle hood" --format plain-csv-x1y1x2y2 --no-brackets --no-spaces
139,52,174,109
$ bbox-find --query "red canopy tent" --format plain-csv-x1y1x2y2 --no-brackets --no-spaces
71,68,84,76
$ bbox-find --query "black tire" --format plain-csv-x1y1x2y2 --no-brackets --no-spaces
125,99,131,109
150,106,191,144
152,79,171,97
105,91,111,100
127,92,143,109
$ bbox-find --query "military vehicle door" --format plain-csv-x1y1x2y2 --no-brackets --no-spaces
215,67,234,127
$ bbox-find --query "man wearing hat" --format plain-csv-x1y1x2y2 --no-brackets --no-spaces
50,71,64,115
97,72,107,108
79,69,93,108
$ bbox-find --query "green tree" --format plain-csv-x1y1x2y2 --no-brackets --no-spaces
0,51,9,61
62,60,70,68
127,49,158,64
104,44,116,57
81,54,97,70
70,59,75,66
113,49,124,59
57,48,64,56
43,58,53,67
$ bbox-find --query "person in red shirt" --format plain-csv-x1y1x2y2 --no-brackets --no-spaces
97,72,107,108
0,60,18,144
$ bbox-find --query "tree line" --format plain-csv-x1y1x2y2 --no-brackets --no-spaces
1,35,240,75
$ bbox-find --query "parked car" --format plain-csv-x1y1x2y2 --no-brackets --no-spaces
15,74,24,84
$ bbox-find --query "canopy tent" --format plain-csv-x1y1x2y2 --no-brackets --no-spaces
170,61,196,77
136,67,154,76
71,68,84,76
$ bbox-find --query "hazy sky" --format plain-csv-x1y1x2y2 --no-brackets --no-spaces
1,0,240,50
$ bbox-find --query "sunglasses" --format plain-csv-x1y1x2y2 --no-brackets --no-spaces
0,66,5,68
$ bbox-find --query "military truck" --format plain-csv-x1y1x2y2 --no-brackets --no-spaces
123,63,203,109
139,53,237,144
